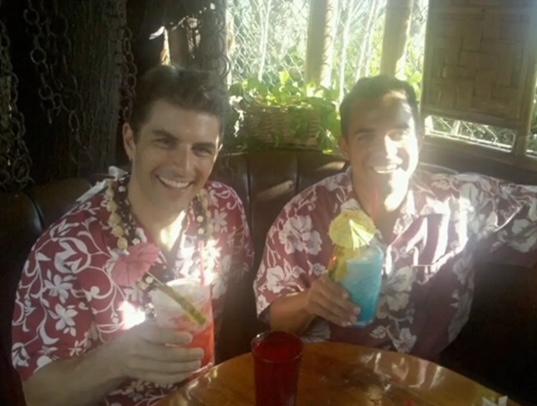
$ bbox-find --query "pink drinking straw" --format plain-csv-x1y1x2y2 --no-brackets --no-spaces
198,240,205,286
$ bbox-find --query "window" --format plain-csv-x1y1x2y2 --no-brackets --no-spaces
226,0,537,159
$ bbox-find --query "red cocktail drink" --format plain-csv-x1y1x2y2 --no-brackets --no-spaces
251,331,303,406
151,279,214,369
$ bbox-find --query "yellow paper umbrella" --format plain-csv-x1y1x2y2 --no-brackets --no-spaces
327,210,376,281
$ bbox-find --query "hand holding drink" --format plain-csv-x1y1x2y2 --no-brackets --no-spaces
327,210,384,327
107,320,204,385
304,274,359,327
338,244,384,326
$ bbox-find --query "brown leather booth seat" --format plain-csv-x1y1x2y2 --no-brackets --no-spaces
1,150,537,405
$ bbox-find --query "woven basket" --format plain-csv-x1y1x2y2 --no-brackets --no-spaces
237,102,323,149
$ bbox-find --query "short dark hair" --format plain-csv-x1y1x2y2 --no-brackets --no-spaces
128,64,231,141
339,75,421,137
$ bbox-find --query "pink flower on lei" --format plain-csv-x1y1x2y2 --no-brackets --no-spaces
111,243,160,287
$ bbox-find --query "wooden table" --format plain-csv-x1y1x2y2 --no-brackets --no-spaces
156,342,518,406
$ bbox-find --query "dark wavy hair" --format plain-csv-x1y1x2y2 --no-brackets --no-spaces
128,64,231,141
339,75,422,137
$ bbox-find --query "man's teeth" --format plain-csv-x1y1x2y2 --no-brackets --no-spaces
158,176,190,189
372,164,398,173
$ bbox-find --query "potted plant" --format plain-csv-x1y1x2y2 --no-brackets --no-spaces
224,71,341,154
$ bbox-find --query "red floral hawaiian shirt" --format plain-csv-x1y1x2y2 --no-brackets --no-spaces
12,179,253,406
254,168,537,360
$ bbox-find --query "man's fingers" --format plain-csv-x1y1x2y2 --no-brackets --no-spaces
310,293,357,326
317,284,349,308
310,301,350,326
134,342,204,363
316,279,359,315
137,359,203,375
307,275,362,326
165,347,205,363
160,331,194,346
125,349,204,383
319,274,351,300
137,321,194,345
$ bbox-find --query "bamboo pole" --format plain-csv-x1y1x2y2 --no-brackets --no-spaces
380,0,412,77
305,0,338,86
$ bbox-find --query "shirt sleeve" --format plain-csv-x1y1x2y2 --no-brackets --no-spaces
227,187,254,282
208,181,254,283
461,174,537,267
11,232,94,381
254,189,327,320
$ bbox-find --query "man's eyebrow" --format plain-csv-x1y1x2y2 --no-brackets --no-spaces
151,129,217,151
152,129,177,139
194,142,217,151
352,127,376,136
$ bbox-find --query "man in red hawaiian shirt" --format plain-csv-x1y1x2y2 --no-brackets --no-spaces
12,65,253,406
254,75,537,361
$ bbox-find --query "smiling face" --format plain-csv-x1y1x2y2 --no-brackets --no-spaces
123,100,220,223
338,91,420,211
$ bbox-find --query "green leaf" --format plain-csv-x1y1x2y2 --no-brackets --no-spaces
279,70,291,86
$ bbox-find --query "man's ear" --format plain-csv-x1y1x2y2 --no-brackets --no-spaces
123,123,136,162
338,136,350,160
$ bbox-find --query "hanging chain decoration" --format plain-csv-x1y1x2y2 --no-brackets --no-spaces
192,0,231,81
107,0,137,122
23,0,87,177
166,0,231,82
0,0,32,192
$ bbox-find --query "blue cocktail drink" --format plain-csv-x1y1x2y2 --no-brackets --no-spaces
339,245,384,327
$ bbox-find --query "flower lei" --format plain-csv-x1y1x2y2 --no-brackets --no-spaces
105,174,212,302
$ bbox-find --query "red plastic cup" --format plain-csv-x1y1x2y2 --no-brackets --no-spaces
251,331,304,406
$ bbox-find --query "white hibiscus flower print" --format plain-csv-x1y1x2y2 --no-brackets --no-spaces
370,325,388,340
392,328,417,353
388,266,414,292
265,265,297,294
469,211,498,240
311,263,327,277
51,303,78,336
23,298,35,318
44,274,73,302
84,285,102,301
212,210,228,233
12,342,30,367
69,339,88,357
279,215,322,255
386,292,410,312
377,266,414,316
